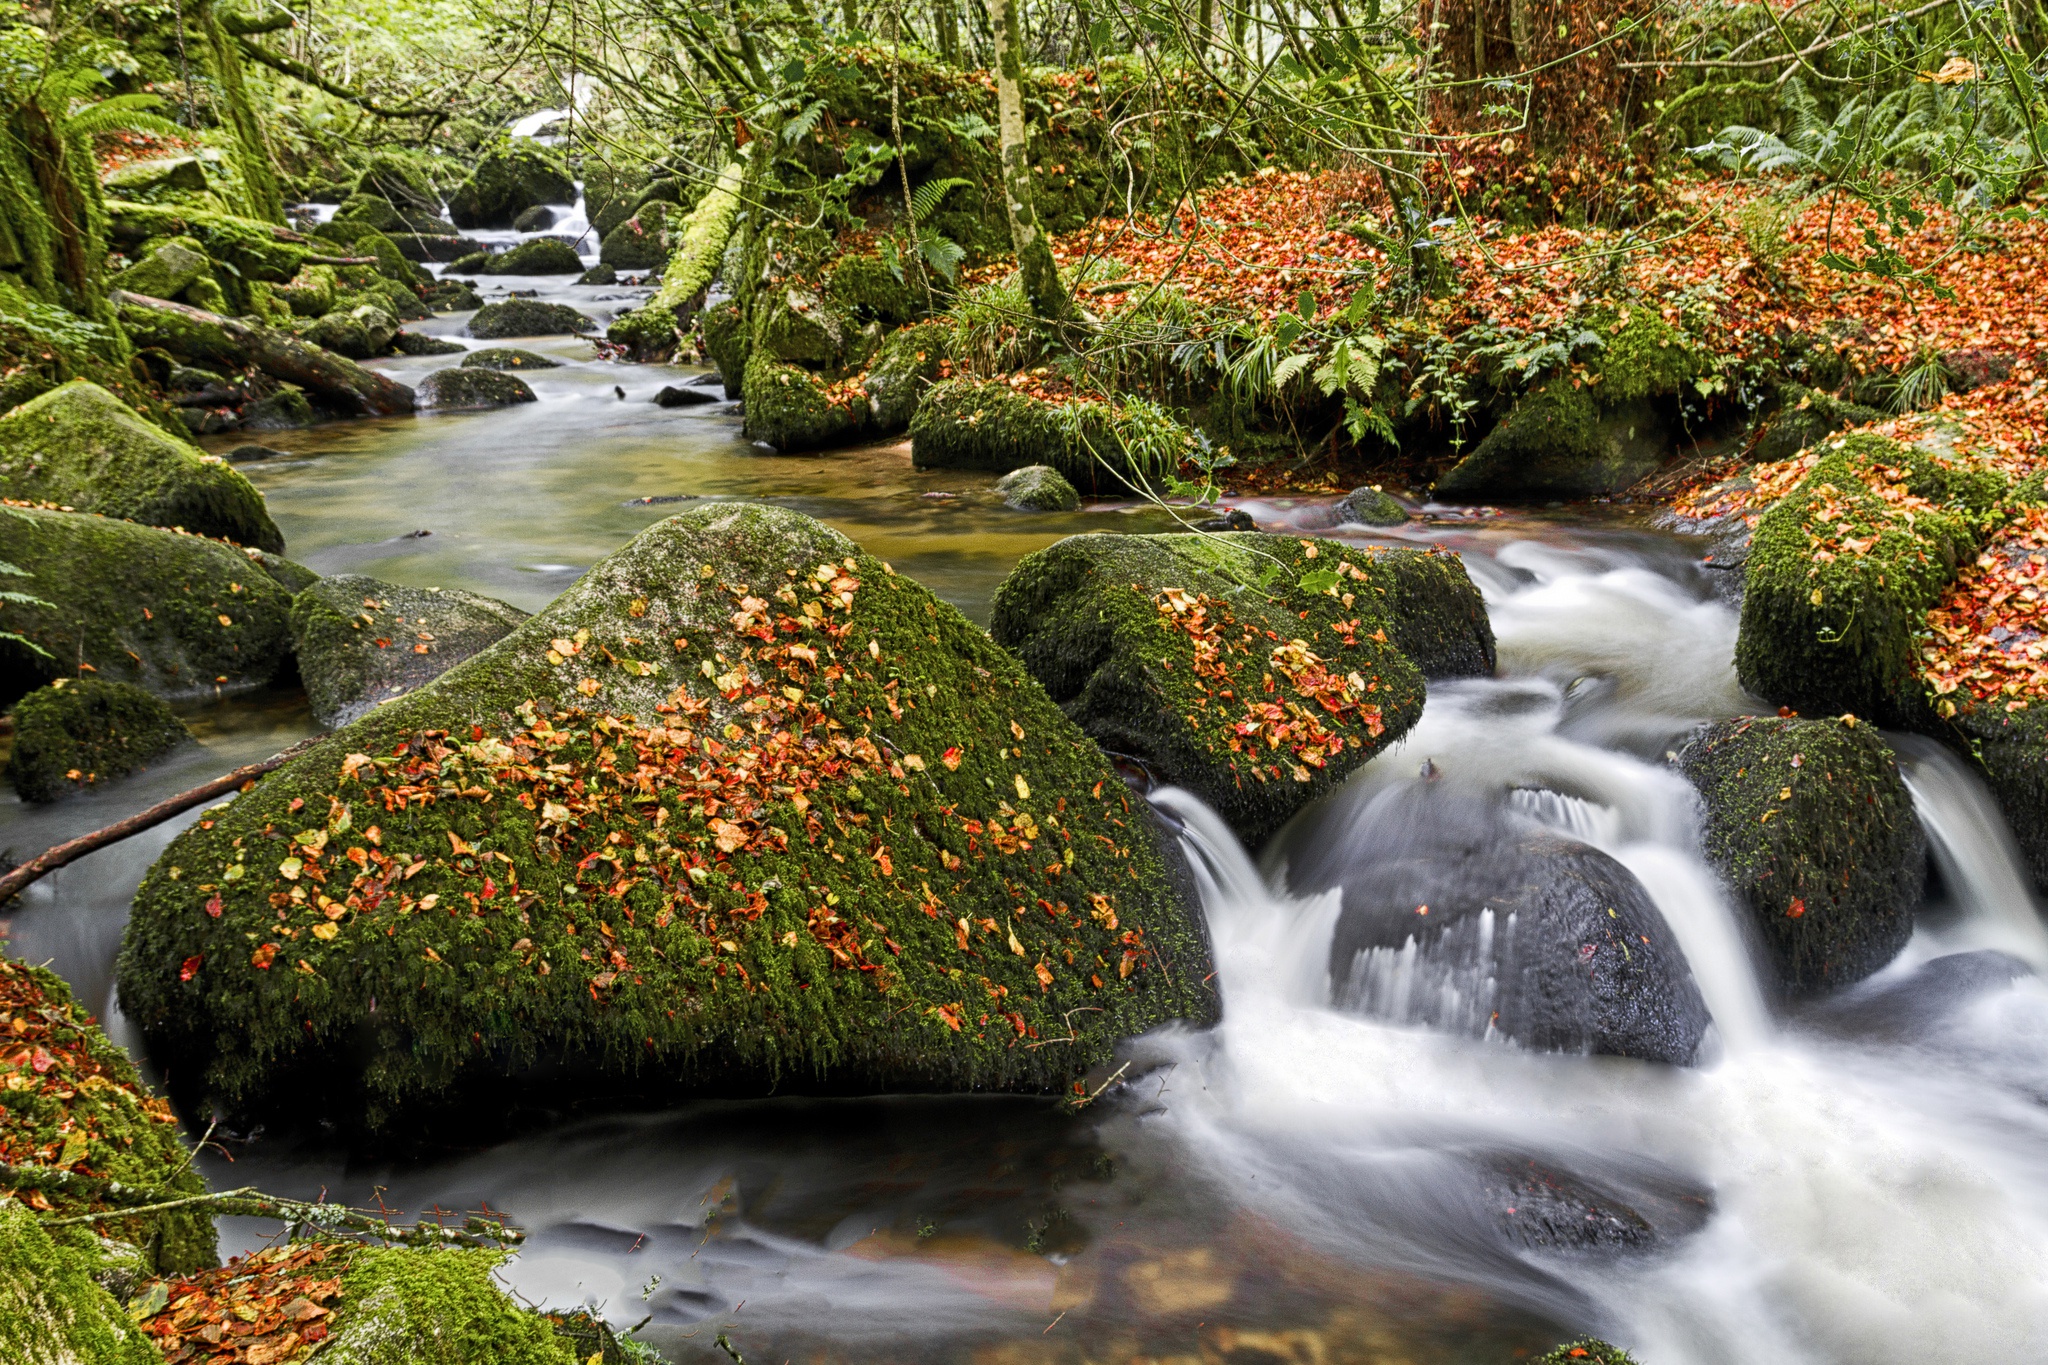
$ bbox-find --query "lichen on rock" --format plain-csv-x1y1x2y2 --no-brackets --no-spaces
291,575,530,727
996,465,1080,512
5,678,189,803
120,504,1215,1139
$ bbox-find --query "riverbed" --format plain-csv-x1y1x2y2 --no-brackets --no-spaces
6,270,2048,1365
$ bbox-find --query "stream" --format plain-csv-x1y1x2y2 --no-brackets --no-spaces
6,270,2048,1364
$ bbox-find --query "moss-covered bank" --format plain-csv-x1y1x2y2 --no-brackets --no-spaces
121,504,1215,1140
5,679,188,802
990,532,1493,846
0,1202,161,1365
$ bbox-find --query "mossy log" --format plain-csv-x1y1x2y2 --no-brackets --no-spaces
104,201,307,281
119,504,1216,1141
113,291,415,417
605,159,745,361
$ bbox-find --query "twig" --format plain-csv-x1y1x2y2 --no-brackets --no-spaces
1062,1060,1129,1111
0,735,326,906
30,1181,525,1248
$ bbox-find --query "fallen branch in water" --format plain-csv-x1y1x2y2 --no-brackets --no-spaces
0,735,325,906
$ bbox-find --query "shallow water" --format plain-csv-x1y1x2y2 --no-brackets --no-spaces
8,279,2048,1364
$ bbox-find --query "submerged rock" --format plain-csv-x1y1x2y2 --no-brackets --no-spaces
1314,790,1709,1064
0,507,296,706
1472,1149,1712,1255
415,367,538,411
290,575,529,727
6,679,189,803
467,300,595,339
0,380,283,551
1679,715,1922,995
484,238,584,275
654,384,718,407
996,465,1080,512
1337,485,1407,526
121,504,1216,1140
991,533,1492,846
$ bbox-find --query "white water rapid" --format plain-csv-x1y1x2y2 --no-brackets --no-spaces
1133,534,2048,1363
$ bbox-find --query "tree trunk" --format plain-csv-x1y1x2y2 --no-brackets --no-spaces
1473,0,1485,76
1509,0,1531,68
936,0,960,62
112,291,416,415
985,0,1074,322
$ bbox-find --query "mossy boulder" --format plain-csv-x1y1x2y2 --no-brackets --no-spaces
0,1203,162,1365
0,380,283,551
119,504,1216,1139
467,301,595,339
1536,1340,1639,1365
0,507,295,707
1434,378,1667,502
1754,385,1884,465
446,147,577,230
387,233,487,264
742,352,864,452
110,239,212,302
756,285,848,368
512,205,559,233
355,152,443,217
462,347,560,372
394,332,467,357
1679,715,1922,996
827,252,918,326
303,305,399,361
597,203,672,270
997,465,1080,512
483,239,584,276
274,264,336,317
0,956,218,1273
102,155,208,198
415,368,538,411
311,1247,577,1365
990,533,1493,847
5,679,189,803
332,193,406,234
290,575,529,728
864,320,949,432
242,385,318,430
909,379,1199,491
310,221,428,290
1336,485,1406,526
1735,431,2002,726
1945,705,2048,891
701,298,748,397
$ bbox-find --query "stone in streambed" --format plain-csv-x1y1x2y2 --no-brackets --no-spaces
863,320,949,432
240,385,316,431
289,575,529,728
226,444,292,462
415,367,537,410
653,384,718,408
446,146,577,230
466,300,594,339
301,305,399,361
996,465,1079,512
393,331,466,356
1337,485,1407,526
5,679,188,802
483,238,584,276
463,348,560,372
512,204,558,232
990,532,1493,847
0,380,283,551
1679,715,1923,995
120,504,1216,1141
598,202,673,271
1753,384,1883,464
742,352,863,452
1434,378,1667,502
0,507,296,706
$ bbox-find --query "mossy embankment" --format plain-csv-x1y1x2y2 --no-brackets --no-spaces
121,504,1215,1141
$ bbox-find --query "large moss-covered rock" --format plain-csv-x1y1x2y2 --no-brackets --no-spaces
1679,715,1922,996
996,465,1079,512
1754,385,1884,465
290,576,529,727
120,505,1216,1138
1336,485,1406,526
756,285,847,367
0,381,283,551
483,238,584,275
1435,378,1667,502
864,320,949,431
0,956,218,1274
991,533,1492,846
110,239,212,302
0,507,296,707
355,152,443,217
597,202,672,270
274,264,335,317
446,147,576,230
828,252,918,326
467,300,595,339
303,304,399,361
415,368,537,411
5,679,189,803
909,379,1199,491
701,297,748,397
741,352,864,452
0,1203,161,1365
311,1247,576,1365
1735,431,2002,725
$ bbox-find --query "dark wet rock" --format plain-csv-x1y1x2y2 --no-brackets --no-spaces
467,300,595,339
289,574,529,727
0,380,283,551
5,679,189,803
1941,346,2016,394
1436,380,1666,502
302,304,399,361
415,367,537,411
992,533,1491,846
425,279,483,312
512,204,558,232
1802,950,2033,1043
654,384,718,408
240,385,317,431
1314,790,1709,1063
1472,1150,1713,1256
1950,705,2048,890
483,238,584,275
393,331,466,356
462,347,560,372
385,233,486,264
122,503,1217,1141
1337,485,1407,526
863,320,948,431
996,465,1080,512
1192,508,1254,531
225,444,292,463
446,146,576,229
1679,715,1922,996
575,263,618,286
0,506,295,706
1753,385,1883,465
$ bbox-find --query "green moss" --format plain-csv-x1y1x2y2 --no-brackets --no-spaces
1434,377,1667,502
1595,307,1702,405
700,298,748,395
105,201,304,282
1361,547,1499,679
467,301,594,340
742,351,864,452
1735,434,1997,724
754,284,848,368
1755,384,1884,465
354,153,442,216
6,679,188,802
446,147,576,230
0,277,140,414
462,348,560,372
0,380,283,550
864,320,950,432
0,1203,162,1365
598,201,673,271
605,160,746,361
828,253,917,326
120,504,1215,1139
0,506,295,707
0,957,218,1274
1535,1341,1639,1365
109,238,212,301
291,575,528,727
1679,715,1920,994
908,378,1197,491
317,1247,575,1365
996,465,1080,512
312,221,428,290
1951,704,2048,891
484,239,584,276
274,264,337,318
1336,486,1406,527
990,532,1488,846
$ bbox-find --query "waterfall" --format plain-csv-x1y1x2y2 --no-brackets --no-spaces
1892,733,2048,968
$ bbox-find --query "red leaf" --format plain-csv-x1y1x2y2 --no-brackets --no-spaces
180,955,204,982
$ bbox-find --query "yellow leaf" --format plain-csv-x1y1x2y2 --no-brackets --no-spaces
312,922,339,941
1014,774,1031,799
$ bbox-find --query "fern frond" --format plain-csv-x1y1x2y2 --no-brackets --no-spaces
909,176,970,223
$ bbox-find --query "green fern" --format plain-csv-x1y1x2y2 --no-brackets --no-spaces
909,176,970,223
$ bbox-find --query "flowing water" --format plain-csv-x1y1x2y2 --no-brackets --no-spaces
6,280,2048,1363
